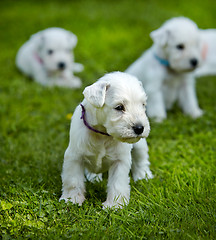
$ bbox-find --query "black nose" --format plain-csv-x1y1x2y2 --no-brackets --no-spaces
133,124,144,135
58,62,66,70
190,58,198,67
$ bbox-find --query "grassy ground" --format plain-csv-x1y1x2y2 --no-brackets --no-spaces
0,0,216,239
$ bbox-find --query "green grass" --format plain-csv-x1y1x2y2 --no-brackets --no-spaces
0,0,216,239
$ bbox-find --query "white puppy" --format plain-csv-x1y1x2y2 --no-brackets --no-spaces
60,72,153,209
126,17,203,122
16,27,83,88
195,29,216,77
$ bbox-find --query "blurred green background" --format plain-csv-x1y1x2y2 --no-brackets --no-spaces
0,0,215,239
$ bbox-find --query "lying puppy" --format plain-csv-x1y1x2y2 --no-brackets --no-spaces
195,29,216,77
60,72,153,209
126,17,203,122
16,27,83,88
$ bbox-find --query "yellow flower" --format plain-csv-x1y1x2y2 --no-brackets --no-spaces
66,113,73,120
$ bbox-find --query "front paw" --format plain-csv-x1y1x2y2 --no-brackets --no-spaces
147,108,167,123
59,191,85,206
73,63,84,73
102,196,129,209
61,76,82,88
190,108,204,119
68,76,82,88
148,112,167,123
54,76,82,89
153,116,166,123
133,169,154,182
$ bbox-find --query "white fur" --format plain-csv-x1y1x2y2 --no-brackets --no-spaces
60,72,153,209
195,29,216,77
126,17,203,122
16,27,83,88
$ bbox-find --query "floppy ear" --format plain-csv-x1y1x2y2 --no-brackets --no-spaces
30,31,45,51
68,32,78,49
83,81,110,108
150,27,170,46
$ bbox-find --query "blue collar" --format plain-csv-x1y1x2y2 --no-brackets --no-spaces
154,54,170,67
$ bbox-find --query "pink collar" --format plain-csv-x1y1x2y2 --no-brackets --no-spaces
34,53,43,64
202,43,208,60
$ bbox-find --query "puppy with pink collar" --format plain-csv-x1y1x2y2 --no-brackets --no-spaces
16,27,83,88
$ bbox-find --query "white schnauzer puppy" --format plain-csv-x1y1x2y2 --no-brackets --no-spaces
60,72,153,209
195,28,216,77
16,27,83,88
126,17,203,122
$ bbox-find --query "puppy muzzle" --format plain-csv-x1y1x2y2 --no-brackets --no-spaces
58,62,66,70
132,124,144,135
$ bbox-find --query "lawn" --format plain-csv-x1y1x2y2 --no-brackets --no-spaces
0,0,216,239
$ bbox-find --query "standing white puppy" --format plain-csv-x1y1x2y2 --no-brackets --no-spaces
195,29,216,77
126,17,203,122
60,72,153,209
16,27,83,88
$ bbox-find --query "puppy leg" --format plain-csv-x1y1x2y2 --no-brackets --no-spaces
31,62,52,86
147,91,167,122
31,64,65,87
178,76,203,118
58,70,82,88
103,153,131,209
54,77,82,88
131,139,153,181
163,85,178,110
60,149,85,205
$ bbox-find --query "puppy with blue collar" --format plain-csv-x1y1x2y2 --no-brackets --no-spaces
126,17,203,122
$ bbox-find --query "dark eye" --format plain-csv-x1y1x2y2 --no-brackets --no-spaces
47,49,53,55
115,104,125,112
176,44,185,50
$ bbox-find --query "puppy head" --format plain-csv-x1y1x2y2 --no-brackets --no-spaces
83,72,150,144
151,17,202,72
32,27,78,72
